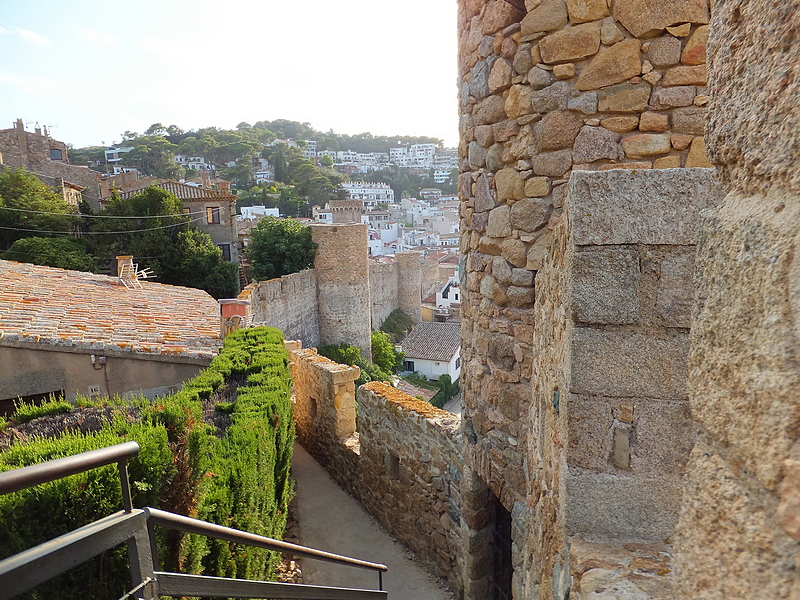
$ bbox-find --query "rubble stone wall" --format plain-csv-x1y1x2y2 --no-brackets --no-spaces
240,269,321,348
311,224,372,359
290,348,466,593
673,1,800,597
369,252,423,328
456,1,715,598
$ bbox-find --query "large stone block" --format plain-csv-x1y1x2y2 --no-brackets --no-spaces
572,126,622,163
530,80,571,113
532,149,573,177
511,198,552,233
565,395,694,476
612,0,710,37
655,250,694,327
473,95,508,125
495,168,526,202
567,168,724,245
564,468,684,539
520,0,568,36
539,21,602,64
647,35,682,67
672,106,707,135
535,110,584,151
690,192,800,490
482,0,526,35
566,0,609,23
487,205,512,237
569,327,689,399
597,82,651,113
621,133,671,158
570,246,640,324
575,39,641,91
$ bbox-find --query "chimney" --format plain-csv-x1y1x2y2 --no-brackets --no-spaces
219,299,250,338
217,180,231,193
201,169,209,189
116,255,134,277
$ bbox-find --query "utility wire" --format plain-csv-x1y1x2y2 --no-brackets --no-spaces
0,215,207,235
0,206,207,218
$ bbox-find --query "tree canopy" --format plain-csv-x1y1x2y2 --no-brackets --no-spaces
0,169,80,251
246,216,317,281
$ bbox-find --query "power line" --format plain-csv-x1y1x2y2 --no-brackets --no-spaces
0,206,207,219
0,215,207,235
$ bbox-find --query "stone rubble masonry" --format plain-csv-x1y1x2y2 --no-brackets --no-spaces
458,4,715,556
290,346,468,596
239,225,423,353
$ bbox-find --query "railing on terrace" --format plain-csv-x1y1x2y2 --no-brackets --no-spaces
0,441,388,600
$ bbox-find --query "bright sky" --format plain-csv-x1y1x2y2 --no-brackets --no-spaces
0,0,459,149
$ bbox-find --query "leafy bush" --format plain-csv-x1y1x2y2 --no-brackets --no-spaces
0,326,295,597
12,396,72,423
380,309,416,343
2,237,98,273
318,342,392,387
246,216,317,281
371,330,404,374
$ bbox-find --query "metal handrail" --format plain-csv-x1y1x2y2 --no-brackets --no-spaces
0,442,388,599
0,441,139,496
146,507,387,573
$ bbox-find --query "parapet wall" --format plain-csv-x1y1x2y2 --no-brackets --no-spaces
240,269,321,348
291,348,466,593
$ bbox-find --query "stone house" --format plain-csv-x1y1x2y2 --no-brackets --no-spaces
401,322,461,381
0,119,104,208
116,179,239,262
0,258,221,415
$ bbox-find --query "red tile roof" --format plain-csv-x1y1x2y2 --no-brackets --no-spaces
116,180,236,202
0,260,221,360
401,322,461,361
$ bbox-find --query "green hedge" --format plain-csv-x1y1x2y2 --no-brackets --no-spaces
0,326,295,599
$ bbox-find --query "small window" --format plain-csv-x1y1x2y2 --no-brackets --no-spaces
182,207,191,215
49,148,63,161
218,244,231,261
206,206,221,224
386,452,400,480
455,357,461,369
404,360,415,372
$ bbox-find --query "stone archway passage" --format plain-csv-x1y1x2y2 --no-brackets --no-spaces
491,496,513,600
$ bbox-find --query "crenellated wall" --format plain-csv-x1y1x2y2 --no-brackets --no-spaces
241,269,321,347
238,226,422,350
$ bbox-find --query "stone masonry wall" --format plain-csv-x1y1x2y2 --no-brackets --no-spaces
311,224,372,359
368,261,399,329
528,168,722,600
290,347,466,594
673,1,800,597
369,251,423,328
239,269,321,348
456,1,715,598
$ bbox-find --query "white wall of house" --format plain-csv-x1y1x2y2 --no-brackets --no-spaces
405,348,461,381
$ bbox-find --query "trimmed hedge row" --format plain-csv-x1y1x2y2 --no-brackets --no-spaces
0,326,295,599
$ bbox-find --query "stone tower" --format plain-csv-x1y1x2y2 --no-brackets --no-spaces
455,1,715,598
394,251,423,323
310,223,372,360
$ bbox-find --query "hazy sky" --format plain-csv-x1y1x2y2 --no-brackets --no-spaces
0,0,459,149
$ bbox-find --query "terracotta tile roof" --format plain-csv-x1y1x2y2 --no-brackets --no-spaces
395,380,437,402
117,180,236,202
0,260,221,360
401,322,460,361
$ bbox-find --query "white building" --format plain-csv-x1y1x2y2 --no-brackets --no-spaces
436,275,461,309
401,322,461,381
105,146,134,163
340,182,395,204
239,205,280,220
